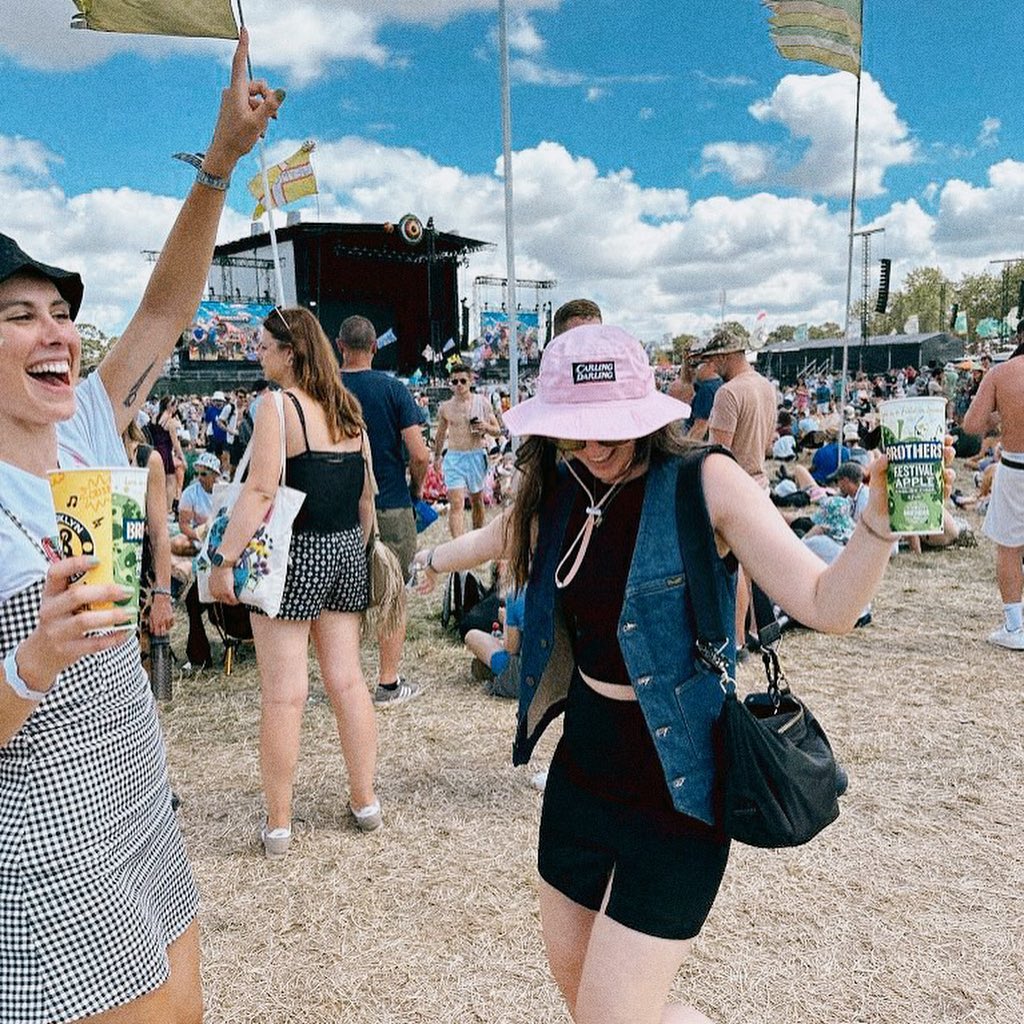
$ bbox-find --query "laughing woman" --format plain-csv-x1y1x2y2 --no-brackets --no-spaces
411,324,923,1024
0,32,281,1024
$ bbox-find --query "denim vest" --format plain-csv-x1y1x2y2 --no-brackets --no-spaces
513,455,737,825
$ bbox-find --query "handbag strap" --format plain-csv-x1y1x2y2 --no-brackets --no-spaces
359,429,382,540
233,389,288,488
674,446,788,702
674,446,735,682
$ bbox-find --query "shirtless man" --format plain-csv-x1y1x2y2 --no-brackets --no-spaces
964,322,1024,649
433,362,502,537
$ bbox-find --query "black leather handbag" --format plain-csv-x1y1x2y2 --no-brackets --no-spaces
675,449,840,848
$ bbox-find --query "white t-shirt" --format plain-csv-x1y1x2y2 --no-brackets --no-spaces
0,374,126,603
179,479,214,526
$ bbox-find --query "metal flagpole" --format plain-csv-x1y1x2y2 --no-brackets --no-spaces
498,0,519,407
235,0,287,305
837,1,866,467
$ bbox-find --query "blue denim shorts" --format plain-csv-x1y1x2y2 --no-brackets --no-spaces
442,449,488,493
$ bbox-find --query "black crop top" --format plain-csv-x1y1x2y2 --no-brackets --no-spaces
559,465,647,685
282,392,364,534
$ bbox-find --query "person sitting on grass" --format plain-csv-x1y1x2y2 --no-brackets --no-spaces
465,581,525,699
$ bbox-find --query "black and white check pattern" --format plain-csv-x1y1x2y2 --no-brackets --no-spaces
254,525,369,621
0,579,199,1023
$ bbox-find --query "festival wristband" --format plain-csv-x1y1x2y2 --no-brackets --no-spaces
3,645,47,703
858,515,897,544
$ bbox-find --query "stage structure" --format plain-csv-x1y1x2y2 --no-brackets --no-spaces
472,275,555,363
190,219,490,373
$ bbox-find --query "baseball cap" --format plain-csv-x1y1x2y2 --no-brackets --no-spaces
500,324,689,440
0,233,84,320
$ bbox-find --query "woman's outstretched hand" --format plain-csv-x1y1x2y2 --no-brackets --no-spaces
409,549,438,595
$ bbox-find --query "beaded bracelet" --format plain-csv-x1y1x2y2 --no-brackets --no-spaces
152,587,173,597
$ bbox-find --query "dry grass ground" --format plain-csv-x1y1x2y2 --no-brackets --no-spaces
162,483,1024,1024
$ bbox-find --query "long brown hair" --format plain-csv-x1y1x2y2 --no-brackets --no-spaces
504,423,699,588
265,307,364,441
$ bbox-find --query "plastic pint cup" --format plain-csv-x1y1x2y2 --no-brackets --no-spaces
878,397,946,535
48,467,149,627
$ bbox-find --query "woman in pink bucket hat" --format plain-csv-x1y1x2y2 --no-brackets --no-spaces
413,323,915,1023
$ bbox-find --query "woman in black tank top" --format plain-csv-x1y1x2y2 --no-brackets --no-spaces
207,307,384,858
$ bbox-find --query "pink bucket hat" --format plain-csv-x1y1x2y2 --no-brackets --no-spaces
502,324,690,441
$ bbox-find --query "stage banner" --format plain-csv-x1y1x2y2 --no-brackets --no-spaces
187,301,274,362
479,310,540,365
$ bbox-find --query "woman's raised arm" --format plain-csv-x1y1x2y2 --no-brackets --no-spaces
99,30,283,433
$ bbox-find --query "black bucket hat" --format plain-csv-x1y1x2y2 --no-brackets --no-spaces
0,233,84,320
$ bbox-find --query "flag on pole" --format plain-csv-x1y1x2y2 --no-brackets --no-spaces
376,328,397,348
763,1,862,76
903,314,920,334
248,141,318,220
422,345,435,362
70,0,237,38
954,311,968,335
442,338,456,353
794,323,809,343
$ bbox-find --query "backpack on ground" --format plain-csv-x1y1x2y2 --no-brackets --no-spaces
440,569,493,633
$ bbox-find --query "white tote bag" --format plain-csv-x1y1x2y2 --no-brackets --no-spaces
196,390,306,617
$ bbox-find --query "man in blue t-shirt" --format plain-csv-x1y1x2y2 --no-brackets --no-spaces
338,316,430,708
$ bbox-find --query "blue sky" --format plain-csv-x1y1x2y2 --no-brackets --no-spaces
1,0,1020,341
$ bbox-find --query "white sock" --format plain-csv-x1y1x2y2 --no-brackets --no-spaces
1003,603,1023,632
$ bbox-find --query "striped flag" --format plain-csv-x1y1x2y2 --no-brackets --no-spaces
71,0,237,38
248,141,318,220
763,1,862,76
376,328,397,348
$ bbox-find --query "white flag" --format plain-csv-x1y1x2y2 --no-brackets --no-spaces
442,337,456,353
377,327,397,348
422,345,435,362
903,314,920,334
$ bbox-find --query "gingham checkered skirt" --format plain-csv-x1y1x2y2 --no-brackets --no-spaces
0,580,199,1023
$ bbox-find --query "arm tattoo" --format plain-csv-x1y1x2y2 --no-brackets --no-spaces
123,361,156,408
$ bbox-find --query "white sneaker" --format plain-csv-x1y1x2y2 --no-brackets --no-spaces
987,625,1024,650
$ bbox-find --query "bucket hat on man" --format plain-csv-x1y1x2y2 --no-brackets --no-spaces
0,233,84,320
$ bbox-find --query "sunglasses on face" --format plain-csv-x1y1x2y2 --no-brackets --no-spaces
552,438,627,452
451,377,470,386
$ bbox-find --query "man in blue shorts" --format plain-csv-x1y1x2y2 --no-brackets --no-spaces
433,362,501,538
338,316,430,707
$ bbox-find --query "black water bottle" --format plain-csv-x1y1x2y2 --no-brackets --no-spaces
150,635,173,702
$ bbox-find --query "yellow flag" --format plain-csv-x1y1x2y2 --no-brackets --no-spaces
71,1,238,39
248,142,318,220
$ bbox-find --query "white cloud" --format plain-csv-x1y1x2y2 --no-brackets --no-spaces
977,117,1001,148
749,72,918,198
586,87,607,103
0,0,559,81
5,130,1021,342
638,108,655,121
694,71,755,88
700,142,774,185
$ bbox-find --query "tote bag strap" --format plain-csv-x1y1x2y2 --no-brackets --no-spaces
233,389,289,488
359,429,382,538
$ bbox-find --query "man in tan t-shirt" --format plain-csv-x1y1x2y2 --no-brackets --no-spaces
701,330,776,489
696,329,778,650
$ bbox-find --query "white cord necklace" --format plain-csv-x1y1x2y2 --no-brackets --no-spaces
554,459,624,589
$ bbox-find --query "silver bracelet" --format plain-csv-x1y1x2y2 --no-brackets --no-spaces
3,645,47,704
173,151,230,192
152,587,173,597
